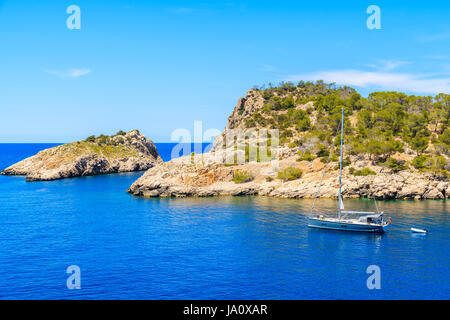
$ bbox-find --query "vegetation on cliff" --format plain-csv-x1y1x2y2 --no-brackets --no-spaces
277,167,303,181
44,130,156,160
232,170,254,183
127,83,449,200
232,81,449,178
349,167,376,176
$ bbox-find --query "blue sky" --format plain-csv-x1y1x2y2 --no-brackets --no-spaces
0,0,449,142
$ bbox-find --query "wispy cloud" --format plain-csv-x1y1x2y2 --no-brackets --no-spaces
364,59,411,72
286,70,450,94
45,68,91,79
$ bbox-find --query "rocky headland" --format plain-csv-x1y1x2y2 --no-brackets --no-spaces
127,151,448,200
128,82,449,200
1,130,161,181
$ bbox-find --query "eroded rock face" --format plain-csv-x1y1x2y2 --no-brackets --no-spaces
226,90,264,130
127,153,449,200
212,90,266,152
1,130,162,181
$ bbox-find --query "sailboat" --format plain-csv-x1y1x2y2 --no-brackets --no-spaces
307,108,391,233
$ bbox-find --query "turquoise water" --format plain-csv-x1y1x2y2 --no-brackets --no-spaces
0,144,449,299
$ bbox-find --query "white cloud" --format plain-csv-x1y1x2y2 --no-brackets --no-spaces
286,70,450,94
45,68,91,79
362,60,411,72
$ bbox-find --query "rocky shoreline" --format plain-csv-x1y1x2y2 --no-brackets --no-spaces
127,152,448,200
1,130,161,181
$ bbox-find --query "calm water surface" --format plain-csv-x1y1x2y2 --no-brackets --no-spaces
0,144,448,299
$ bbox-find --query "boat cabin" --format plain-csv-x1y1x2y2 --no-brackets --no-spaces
357,213,384,224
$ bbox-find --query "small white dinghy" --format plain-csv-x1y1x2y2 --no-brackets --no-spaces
411,228,427,233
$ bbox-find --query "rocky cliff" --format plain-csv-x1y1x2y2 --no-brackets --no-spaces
128,82,449,200
1,130,162,181
127,151,448,199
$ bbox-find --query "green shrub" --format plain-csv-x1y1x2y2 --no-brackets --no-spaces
433,155,447,171
232,171,254,184
97,134,108,145
280,137,291,145
295,118,311,132
349,167,376,176
412,155,429,170
414,155,448,177
439,128,450,146
381,157,408,172
410,136,429,154
316,144,329,157
263,91,274,100
85,135,96,142
288,139,303,149
297,150,315,161
280,129,293,138
245,119,256,128
277,167,303,181
116,130,126,136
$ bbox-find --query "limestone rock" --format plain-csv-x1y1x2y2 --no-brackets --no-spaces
1,130,162,181
127,151,449,200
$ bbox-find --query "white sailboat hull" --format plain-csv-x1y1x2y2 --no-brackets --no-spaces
308,217,389,233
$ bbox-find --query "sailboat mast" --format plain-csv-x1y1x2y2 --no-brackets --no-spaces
338,108,344,220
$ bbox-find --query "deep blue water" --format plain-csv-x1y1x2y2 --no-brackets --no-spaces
0,143,448,299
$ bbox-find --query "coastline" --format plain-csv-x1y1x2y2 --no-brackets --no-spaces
127,153,449,200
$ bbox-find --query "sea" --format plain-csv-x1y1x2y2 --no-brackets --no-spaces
0,143,448,299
